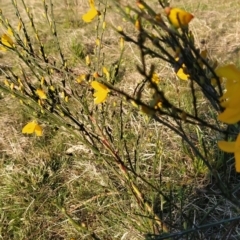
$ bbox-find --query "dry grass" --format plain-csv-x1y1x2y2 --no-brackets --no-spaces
0,0,240,239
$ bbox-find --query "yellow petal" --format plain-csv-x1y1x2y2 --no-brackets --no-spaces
65,96,69,103
220,83,238,98
215,64,240,81
176,67,189,80
151,72,160,84
220,86,240,108
36,89,47,99
93,91,106,104
235,134,240,149
34,124,43,136
91,81,110,104
234,151,240,172
219,99,230,108
22,121,43,136
49,85,55,91
7,27,13,36
174,58,189,80
91,81,109,91
218,140,235,153
218,108,240,124
76,74,86,83
165,7,194,29
1,34,13,48
82,8,99,23
22,121,36,134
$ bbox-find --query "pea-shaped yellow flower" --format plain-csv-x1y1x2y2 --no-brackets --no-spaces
165,7,194,29
215,64,240,124
22,121,43,136
1,28,14,50
91,81,110,104
218,134,240,172
36,89,47,99
216,64,240,173
82,0,100,23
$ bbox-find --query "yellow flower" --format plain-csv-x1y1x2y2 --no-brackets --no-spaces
82,0,100,23
218,134,240,172
216,64,240,172
175,58,189,80
176,66,189,80
1,33,14,49
22,121,43,136
165,7,194,29
1,27,14,50
36,89,47,99
91,81,110,104
151,72,160,84
218,108,240,124
215,64,240,124
76,74,86,83
216,64,240,82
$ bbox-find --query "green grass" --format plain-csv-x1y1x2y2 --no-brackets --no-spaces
0,0,240,239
